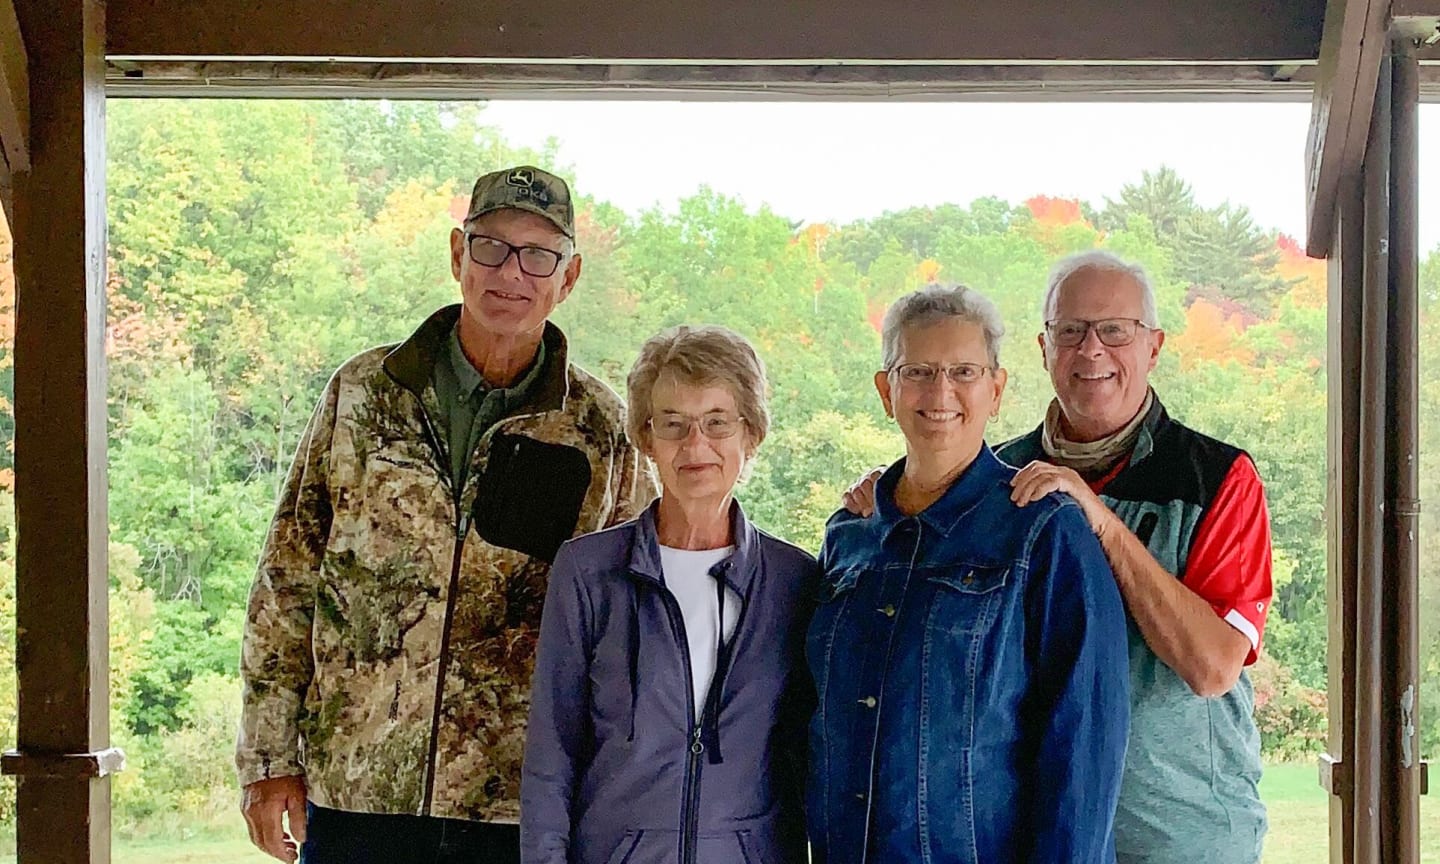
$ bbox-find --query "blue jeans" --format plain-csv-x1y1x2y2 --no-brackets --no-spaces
301,803,519,864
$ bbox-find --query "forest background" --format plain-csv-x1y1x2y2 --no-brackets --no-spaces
1,99,1437,860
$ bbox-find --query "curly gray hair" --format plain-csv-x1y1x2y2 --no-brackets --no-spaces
881,283,1005,370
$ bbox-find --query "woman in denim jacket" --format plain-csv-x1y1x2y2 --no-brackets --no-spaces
807,284,1130,864
521,325,817,864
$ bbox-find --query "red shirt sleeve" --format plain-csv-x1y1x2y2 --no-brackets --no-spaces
1181,455,1274,665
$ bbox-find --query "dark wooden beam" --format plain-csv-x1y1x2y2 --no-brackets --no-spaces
105,60,1330,100
1304,0,1390,257
0,0,28,172
7,0,113,860
104,0,1328,64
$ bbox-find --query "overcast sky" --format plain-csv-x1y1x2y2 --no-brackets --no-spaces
477,100,1439,255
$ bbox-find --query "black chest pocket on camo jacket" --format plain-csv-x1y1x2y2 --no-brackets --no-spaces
471,432,594,564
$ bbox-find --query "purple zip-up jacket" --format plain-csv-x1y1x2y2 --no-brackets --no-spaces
521,499,819,864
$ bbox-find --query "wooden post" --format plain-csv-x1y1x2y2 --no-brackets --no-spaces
1323,159,1363,864
1382,33,1422,864
2,0,113,861
1351,47,1390,864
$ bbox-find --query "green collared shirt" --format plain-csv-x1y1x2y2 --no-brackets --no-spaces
431,325,547,493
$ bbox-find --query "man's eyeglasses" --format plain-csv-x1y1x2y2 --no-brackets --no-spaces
648,412,746,441
464,233,565,278
1045,318,1153,348
889,362,992,386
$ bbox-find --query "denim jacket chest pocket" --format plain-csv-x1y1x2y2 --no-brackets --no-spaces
918,560,1011,636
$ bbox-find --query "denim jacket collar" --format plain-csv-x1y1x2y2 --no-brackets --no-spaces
625,497,761,596
873,443,1008,541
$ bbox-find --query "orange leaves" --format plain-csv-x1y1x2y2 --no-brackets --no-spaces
105,273,191,366
1024,195,1084,227
796,223,833,259
1023,195,1099,255
1273,233,1326,309
1171,299,1255,369
866,302,886,334
448,194,470,225
575,206,620,256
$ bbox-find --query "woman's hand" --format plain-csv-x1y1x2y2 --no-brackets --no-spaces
840,467,885,517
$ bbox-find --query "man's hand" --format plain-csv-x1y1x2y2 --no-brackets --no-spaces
242,775,309,862
841,468,885,518
1009,461,1118,538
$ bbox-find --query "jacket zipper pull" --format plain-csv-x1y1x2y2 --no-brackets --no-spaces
690,726,704,756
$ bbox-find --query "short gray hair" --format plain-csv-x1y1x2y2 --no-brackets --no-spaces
881,283,1005,370
1042,250,1158,328
626,324,770,451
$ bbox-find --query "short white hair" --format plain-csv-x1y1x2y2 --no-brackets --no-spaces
881,283,1005,370
1042,250,1159,329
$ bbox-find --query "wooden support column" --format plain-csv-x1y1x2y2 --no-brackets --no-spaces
2,0,113,861
1351,47,1391,864
1324,30,1428,864
1382,32,1421,864
1304,0,1389,257
1322,156,1363,864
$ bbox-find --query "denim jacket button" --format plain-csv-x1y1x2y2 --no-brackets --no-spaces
858,696,878,709
878,604,896,617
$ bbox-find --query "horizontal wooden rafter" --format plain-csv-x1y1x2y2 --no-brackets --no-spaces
104,0,1329,64
105,60,1339,100
101,56,1440,101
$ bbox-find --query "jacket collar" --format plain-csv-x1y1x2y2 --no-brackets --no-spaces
1127,392,1169,467
626,497,762,596
873,443,1009,540
382,303,571,414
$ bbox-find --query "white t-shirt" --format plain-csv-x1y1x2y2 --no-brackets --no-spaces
659,544,742,722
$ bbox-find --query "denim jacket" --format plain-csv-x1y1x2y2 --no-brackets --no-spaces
806,445,1130,864
521,499,818,864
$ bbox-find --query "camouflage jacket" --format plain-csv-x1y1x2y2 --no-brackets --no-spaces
236,305,657,822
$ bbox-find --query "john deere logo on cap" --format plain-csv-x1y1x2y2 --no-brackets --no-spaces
505,168,551,205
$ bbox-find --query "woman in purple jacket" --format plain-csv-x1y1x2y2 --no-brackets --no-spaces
521,324,818,864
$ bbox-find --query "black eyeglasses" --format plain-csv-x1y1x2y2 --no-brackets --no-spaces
889,362,992,386
1045,318,1153,348
464,233,565,278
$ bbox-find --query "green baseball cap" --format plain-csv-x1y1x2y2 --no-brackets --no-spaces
464,165,574,238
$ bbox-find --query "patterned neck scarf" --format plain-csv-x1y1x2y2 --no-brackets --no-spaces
1040,388,1154,478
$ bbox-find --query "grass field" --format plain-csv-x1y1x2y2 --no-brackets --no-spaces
0,763,1432,862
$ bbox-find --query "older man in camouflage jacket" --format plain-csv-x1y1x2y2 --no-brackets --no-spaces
236,166,656,864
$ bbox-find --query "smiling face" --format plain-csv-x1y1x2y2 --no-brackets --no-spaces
875,317,1007,468
1039,266,1164,442
643,375,754,512
450,208,580,342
